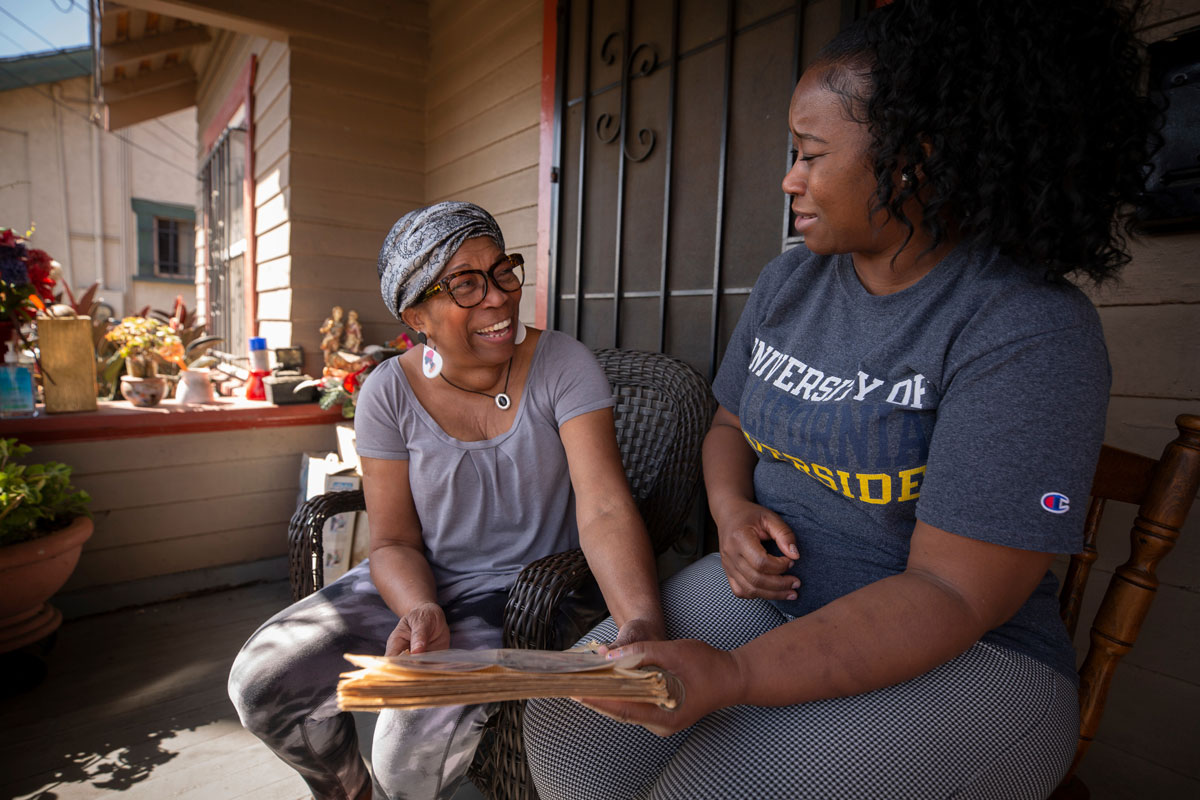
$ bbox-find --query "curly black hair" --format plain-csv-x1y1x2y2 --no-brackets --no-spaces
815,0,1160,284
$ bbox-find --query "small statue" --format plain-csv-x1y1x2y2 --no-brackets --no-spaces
319,305,345,369
343,309,363,354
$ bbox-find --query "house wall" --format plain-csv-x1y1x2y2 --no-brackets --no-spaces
0,74,196,318
282,11,428,366
192,30,286,347
426,0,543,324
193,7,429,374
33,424,337,593
1065,3,1200,794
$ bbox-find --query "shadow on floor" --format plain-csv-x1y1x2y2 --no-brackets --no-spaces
0,582,306,800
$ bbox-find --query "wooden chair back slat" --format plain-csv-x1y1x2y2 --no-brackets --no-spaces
1089,445,1157,504
1059,496,1103,639
1058,414,1200,785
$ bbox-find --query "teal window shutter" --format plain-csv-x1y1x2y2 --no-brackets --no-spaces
131,198,197,279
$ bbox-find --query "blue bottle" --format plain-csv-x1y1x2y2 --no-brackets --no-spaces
0,340,37,418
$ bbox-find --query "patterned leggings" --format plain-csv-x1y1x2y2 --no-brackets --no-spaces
227,559,504,800
524,554,1079,800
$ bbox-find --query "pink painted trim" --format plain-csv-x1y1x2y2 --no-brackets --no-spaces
535,0,558,329
1,400,342,444
202,57,254,152
200,55,258,340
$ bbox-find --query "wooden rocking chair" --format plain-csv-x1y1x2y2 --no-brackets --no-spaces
1051,413,1200,798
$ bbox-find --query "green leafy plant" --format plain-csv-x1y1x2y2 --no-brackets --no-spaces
0,438,91,547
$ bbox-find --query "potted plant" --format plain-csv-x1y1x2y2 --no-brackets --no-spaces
0,438,92,657
104,315,182,406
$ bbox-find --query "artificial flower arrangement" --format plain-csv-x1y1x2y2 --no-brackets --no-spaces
104,316,184,378
304,333,415,418
0,226,58,346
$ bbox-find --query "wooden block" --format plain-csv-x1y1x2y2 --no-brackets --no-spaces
39,317,98,414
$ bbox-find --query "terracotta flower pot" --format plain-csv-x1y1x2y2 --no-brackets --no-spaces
0,516,94,653
120,374,167,407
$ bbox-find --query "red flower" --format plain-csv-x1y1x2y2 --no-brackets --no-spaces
342,360,376,394
25,249,55,302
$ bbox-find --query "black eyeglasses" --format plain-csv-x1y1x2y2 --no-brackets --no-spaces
416,253,525,308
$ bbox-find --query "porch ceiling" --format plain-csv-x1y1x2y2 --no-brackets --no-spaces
95,0,424,131
97,2,211,130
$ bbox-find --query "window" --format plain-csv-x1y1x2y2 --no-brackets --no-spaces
200,126,248,358
131,198,195,281
155,217,184,276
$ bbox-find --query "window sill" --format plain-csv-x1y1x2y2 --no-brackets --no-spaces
1,397,344,444
133,274,196,284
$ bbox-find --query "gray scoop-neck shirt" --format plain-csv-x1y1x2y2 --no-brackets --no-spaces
354,330,614,606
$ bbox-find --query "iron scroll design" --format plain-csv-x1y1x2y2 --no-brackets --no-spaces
593,32,659,163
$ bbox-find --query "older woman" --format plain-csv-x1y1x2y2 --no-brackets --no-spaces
228,201,664,800
523,2,1156,798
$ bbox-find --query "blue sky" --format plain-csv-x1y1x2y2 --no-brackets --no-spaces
0,0,90,59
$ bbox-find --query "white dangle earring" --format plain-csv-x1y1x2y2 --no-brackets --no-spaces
513,319,527,345
421,336,443,379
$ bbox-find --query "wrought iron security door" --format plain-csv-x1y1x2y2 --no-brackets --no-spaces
550,0,849,379
200,127,248,359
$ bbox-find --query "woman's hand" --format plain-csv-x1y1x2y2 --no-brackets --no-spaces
579,639,744,736
610,617,666,649
716,499,801,601
385,601,450,656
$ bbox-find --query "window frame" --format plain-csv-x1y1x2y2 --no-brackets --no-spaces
131,197,196,282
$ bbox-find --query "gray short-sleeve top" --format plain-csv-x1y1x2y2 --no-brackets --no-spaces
354,330,614,606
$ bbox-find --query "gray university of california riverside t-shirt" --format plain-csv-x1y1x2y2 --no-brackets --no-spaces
712,243,1109,682
354,330,614,607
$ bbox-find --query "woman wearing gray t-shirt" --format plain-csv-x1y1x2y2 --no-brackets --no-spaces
228,202,665,800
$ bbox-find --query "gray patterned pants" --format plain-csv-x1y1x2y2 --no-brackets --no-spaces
228,559,504,800
524,553,1079,800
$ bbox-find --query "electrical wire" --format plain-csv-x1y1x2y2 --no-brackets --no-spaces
0,4,69,53
0,26,32,53
0,2,198,181
0,60,198,181
155,117,196,150
1,1,202,159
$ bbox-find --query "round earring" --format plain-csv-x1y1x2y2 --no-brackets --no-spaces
901,171,915,187
514,320,527,345
421,337,443,379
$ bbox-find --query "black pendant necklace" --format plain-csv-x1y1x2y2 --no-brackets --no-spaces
440,356,514,410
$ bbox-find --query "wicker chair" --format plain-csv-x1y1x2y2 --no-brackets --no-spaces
287,347,715,800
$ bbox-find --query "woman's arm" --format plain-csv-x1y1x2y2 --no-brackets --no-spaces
559,408,666,644
583,521,1053,735
361,455,450,655
734,521,1055,703
704,405,801,601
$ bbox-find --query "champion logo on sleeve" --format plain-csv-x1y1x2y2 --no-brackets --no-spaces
1040,492,1070,514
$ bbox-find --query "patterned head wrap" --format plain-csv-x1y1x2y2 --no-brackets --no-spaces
377,201,506,319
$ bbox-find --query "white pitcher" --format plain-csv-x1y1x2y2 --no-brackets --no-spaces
176,368,216,404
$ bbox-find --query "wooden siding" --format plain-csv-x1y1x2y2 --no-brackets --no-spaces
33,424,336,591
281,13,429,369
1066,2,1200,793
426,0,542,324
193,30,290,357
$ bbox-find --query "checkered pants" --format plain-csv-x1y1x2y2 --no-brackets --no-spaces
524,553,1078,800
228,559,504,800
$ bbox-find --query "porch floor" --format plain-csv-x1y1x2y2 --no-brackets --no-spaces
0,581,483,800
